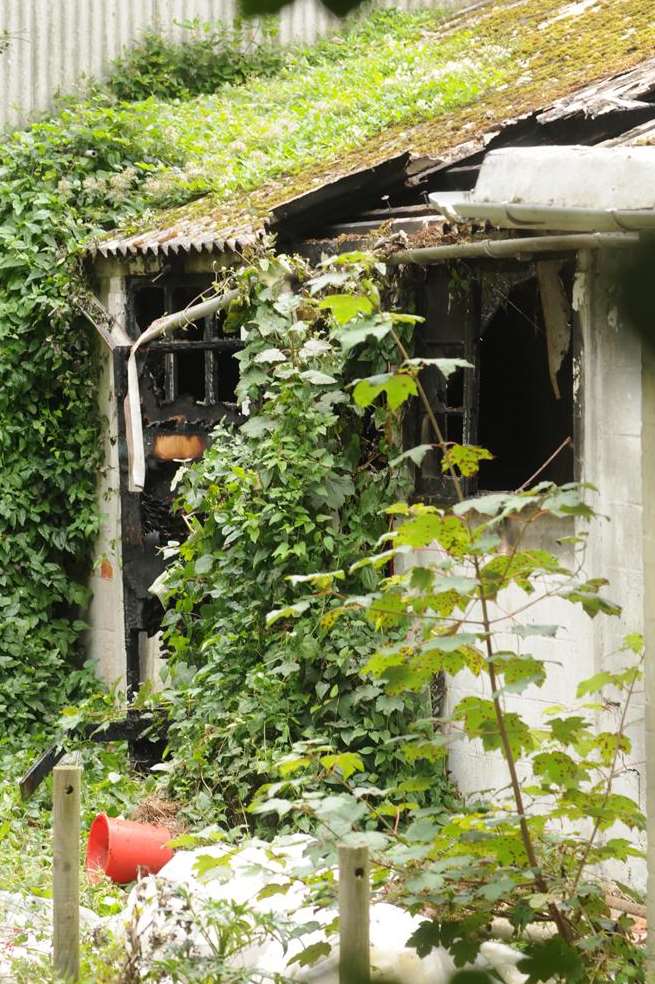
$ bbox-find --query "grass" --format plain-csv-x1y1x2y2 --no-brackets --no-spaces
95,0,655,246
0,738,152,981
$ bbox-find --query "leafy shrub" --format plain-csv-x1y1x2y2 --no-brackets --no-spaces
157,252,454,824
246,257,646,982
0,99,183,733
106,19,285,102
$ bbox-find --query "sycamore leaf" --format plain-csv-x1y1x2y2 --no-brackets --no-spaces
549,716,589,745
403,737,448,763
407,920,441,959
576,665,641,697
299,338,332,358
254,347,287,364
318,293,374,324
514,624,559,639
395,513,470,555
623,632,644,654
353,372,417,410
287,570,345,589
193,851,237,877
288,942,332,968
441,444,493,477
403,357,473,379
594,731,631,765
532,750,585,787
257,882,291,899
496,654,547,692
518,939,585,983
320,752,364,779
300,369,338,385
240,415,275,438
333,315,394,352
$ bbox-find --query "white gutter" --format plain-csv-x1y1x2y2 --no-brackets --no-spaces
125,289,239,492
429,194,655,233
388,231,639,266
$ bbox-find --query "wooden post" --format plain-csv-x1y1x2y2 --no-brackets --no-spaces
338,845,370,984
53,755,81,981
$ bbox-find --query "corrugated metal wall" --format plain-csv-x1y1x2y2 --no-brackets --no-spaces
0,0,468,129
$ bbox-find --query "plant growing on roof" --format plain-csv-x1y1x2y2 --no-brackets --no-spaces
246,253,646,982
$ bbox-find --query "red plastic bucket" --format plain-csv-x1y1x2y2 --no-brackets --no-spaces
86,813,174,884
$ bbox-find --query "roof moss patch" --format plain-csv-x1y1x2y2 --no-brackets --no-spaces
97,0,655,252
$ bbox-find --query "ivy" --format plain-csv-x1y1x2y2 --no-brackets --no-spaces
0,100,181,732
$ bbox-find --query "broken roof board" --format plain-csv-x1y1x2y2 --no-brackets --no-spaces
91,0,655,260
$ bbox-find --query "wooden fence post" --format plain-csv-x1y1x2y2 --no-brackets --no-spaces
53,754,82,981
338,844,370,984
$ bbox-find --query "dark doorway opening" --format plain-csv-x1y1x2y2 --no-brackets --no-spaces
477,275,574,491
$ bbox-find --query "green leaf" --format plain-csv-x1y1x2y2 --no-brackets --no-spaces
496,654,547,693
518,938,585,983
266,600,311,626
576,664,642,697
257,882,291,899
403,357,473,379
441,444,493,477
353,372,417,411
241,415,276,437
193,851,237,877
288,941,332,968
549,716,589,745
532,750,585,787
333,315,394,352
318,293,374,324
300,370,338,385
406,920,441,959
253,346,287,364
194,554,214,575
320,752,365,779
390,444,434,467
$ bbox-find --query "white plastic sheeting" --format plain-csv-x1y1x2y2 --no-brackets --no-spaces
115,834,535,983
0,0,469,130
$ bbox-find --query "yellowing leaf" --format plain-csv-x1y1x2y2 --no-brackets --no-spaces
318,293,374,324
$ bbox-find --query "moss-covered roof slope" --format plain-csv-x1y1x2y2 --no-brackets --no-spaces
95,0,655,257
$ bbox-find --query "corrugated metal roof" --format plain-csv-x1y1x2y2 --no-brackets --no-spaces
92,216,266,258
89,2,655,261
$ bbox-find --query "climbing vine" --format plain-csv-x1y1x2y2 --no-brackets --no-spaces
0,100,183,733
156,251,454,823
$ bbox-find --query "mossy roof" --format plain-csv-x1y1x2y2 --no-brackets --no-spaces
95,0,655,258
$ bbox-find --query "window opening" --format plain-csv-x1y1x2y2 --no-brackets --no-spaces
129,276,242,409
412,263,575,501
477,271,574,490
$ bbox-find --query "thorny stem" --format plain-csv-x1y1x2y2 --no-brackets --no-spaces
390,326,573,942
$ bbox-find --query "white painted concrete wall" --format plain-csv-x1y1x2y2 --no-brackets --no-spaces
0,0,470,130
86,267,128,690
444,248,647,888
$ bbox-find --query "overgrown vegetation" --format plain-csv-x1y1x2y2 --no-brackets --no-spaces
0,5,651,981
106,19,285,102
229,251,646,982
156,252,453,824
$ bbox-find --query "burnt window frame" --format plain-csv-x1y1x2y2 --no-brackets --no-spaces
410,259,579,503
127,273,243,409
